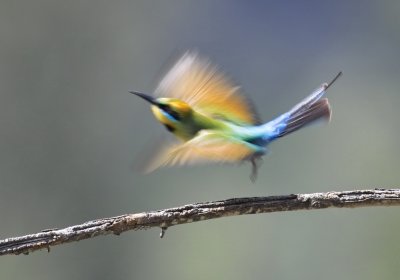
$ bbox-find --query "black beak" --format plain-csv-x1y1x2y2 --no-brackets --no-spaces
129,91,158,105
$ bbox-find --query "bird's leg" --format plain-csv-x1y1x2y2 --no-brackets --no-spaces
250,156,263,182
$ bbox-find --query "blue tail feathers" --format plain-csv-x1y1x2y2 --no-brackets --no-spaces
262,83,332,141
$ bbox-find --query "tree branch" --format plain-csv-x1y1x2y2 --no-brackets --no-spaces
1,188,399,256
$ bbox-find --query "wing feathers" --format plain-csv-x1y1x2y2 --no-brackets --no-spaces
142,131,262,173
155,52,260,125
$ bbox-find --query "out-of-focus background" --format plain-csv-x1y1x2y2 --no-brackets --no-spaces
1,1,399,279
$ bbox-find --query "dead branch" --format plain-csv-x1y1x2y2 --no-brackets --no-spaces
1,188,399,256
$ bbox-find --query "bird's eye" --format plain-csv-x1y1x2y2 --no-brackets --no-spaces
159,104,181,121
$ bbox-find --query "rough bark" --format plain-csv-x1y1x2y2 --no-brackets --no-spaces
1,188,399,256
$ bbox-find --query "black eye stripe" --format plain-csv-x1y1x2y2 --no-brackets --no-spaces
169,111,181,121
159,104,181,121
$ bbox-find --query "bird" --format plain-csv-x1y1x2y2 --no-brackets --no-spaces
130,52,341,181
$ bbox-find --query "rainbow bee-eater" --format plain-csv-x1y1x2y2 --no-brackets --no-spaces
131,52,341,181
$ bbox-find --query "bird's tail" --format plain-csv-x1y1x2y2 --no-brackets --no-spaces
263,72,341,140
275,97,331,138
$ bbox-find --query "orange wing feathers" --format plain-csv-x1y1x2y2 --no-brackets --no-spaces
142,131,259,173
155,52,260,126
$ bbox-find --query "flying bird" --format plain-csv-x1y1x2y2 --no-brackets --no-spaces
131,52,341,181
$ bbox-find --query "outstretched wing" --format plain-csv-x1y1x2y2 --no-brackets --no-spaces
141,131,264,173
154,51,260,126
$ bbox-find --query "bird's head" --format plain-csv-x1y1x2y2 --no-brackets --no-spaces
130,91,192,133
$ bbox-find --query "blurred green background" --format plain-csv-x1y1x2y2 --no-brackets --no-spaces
1,1,399,279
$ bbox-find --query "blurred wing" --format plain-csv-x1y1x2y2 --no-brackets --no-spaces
134,132,176,173
154,51,260,125
142,131,261,173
